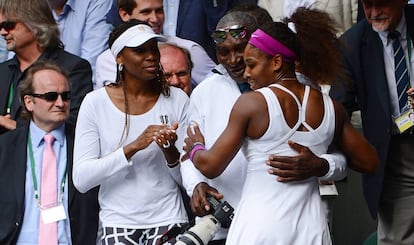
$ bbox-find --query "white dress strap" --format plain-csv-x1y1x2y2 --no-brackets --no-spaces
259,84,311,149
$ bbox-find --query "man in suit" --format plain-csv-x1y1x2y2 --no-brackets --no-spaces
0,0,93,134
330,1,414,244
0,61,99,244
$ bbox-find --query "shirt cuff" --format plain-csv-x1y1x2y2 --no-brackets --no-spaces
319,153,347,181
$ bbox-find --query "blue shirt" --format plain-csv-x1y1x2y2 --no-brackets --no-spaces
162,0,179,36
16,122,70,245
52,0,112,87
0,36,8,62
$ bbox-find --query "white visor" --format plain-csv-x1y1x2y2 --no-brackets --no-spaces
110,24,166,57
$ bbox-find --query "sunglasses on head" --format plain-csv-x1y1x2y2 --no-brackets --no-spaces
212,25,247,44
0,21,17,31
29,91,71,102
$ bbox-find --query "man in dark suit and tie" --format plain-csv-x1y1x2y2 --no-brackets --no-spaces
0,61,99,244
331,1,414,244
0,0,93,135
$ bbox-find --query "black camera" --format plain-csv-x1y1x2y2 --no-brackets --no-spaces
175,195,235,245
158,195,235,245
205,194,234,228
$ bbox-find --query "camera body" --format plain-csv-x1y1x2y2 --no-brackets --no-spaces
174,195,235,245
205,194,234,228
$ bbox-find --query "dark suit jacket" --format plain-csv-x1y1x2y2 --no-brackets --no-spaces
330,6,414,218
0,122,99,245
0,47,93,134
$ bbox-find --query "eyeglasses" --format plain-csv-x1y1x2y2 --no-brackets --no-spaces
29,91,71,102
211,25,247,44
0,21,17,31
164,70,190,81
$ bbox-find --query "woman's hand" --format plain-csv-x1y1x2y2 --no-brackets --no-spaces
182,122,205,161
124,123,178,160
153,122,178,149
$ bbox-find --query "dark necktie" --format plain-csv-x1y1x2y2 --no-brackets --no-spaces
389,30,410,112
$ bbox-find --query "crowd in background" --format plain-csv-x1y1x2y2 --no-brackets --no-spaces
0,0,413,244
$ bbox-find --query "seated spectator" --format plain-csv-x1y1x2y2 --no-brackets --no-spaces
0,0,93,134
95,0,216,89
160,43,193,96
0,60,99,245
48,0,113,88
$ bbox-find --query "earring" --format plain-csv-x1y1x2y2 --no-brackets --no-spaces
157,63,163,83
118,63,124,72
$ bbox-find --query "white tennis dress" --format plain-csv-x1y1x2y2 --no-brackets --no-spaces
226,84,334,245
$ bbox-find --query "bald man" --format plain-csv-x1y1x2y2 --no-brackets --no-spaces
160,43,193,96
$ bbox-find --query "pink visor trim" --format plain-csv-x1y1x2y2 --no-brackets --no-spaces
248,29,297,62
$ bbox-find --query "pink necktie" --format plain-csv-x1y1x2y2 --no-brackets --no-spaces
38,134,58,245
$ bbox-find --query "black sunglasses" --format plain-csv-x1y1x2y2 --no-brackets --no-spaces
0,21,17,31
211,25,247,44
29,91,71,102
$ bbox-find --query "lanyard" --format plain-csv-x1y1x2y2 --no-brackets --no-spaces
28,131,67,208
6,69,20,114
6,83,14,114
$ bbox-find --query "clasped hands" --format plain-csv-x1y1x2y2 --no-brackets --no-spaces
152,122,178,150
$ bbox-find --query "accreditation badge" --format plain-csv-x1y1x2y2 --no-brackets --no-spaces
40,204,67,224
394,107,414,133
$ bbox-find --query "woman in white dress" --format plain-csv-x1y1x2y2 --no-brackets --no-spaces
73,20,189,244
182,7,379,245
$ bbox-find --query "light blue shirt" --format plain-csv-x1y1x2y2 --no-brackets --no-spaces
162,0,179,36
0,36,8,62
52,0,113,87
16,122,71,245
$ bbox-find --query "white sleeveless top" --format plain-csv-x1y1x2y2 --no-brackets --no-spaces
226,84,334,245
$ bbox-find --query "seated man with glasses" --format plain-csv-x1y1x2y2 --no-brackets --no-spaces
0,60,99,245
0,0,93,135
160,43,193,96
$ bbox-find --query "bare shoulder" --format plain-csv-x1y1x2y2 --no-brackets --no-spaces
234,91,267,113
